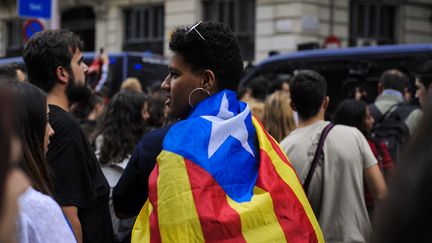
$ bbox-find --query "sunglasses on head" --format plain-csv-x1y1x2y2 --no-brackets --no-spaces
185,21,206,41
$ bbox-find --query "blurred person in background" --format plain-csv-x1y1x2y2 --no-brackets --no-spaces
71,93,105,144
371,69,422,134
120,77,143,93
87,49,111,95
0,63,23,82
0,82,30,243
415,60,432,109
240,77,270,121
334,99,394,218
262,91,296,142
372,99,432,243
94,90,148,243
146,95,167,129
0,63,26,82
369,69,423,162
281,70,387,243
24,30,114,243
13,81,76,243
268,78,290,97
147,81,163,98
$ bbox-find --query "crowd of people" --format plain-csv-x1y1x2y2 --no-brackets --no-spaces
0,21,431,243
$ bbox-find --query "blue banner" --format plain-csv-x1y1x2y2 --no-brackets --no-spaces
18,0,52,19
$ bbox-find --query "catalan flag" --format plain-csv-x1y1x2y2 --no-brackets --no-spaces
132,90,323,243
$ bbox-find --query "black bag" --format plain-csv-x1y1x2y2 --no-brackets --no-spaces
369,103,415,162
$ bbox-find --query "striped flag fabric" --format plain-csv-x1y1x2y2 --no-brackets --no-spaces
132,90,323,242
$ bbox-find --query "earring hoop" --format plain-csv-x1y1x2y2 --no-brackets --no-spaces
188,87,212,107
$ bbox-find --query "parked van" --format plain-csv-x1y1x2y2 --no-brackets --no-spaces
240,44,432,113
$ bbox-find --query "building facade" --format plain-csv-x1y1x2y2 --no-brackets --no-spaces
1,0,432,62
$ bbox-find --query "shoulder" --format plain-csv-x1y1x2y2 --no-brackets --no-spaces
329,124,366,144
406,107,423,121
19,188,61,213
405,107,423,134
138,125,172,148
49,105,82,137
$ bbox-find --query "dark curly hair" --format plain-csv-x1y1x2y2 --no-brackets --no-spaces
23,30,83,92
98,91,147,164
169,21,244,91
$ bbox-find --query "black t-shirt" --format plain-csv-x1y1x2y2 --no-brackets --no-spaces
47,105,114,243
113,125,172,217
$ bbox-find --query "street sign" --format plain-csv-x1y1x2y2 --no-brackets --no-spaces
18,0,52,19
23,19,45,41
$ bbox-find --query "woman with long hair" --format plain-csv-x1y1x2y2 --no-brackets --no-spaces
263,91,296,142
333,99,394,216
13,82,76,243
96,90,148,166
95,90,147,242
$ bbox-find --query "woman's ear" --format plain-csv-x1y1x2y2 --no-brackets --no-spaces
201,69,217,92
56,66,69,84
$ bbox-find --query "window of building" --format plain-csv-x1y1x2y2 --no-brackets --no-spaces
123,5,164,55
62,7,95,51
6,19,24,57
202,0,255,61
350,1,397,46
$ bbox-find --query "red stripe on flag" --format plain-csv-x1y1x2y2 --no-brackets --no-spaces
148,164,161,243
256,150,318,242
185,159,247,243
258,119,297,170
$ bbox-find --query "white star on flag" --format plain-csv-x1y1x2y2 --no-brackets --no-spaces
202,93,254,159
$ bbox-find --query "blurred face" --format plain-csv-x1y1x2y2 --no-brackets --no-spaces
44,106,54,155
415,78,428,108
364,107,375,133
161,52,202,119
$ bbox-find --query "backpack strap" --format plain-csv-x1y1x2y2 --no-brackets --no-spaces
303,123,335,194
392,104,417,123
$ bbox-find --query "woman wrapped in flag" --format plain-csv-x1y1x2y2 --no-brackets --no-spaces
131,21,324,243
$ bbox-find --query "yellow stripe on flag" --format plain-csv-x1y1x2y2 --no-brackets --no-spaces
252,118,325,243
227,187,286,243
156,151,205,242
131,200,151,243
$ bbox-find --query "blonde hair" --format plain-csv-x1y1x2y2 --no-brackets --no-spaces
263,91,296,142
120,77,142,92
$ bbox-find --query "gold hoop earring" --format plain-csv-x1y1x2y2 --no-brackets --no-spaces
188,87,212,107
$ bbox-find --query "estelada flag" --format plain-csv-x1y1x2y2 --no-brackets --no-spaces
132,90,323,242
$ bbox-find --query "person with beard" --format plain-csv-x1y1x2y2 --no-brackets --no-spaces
23,30,114,243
